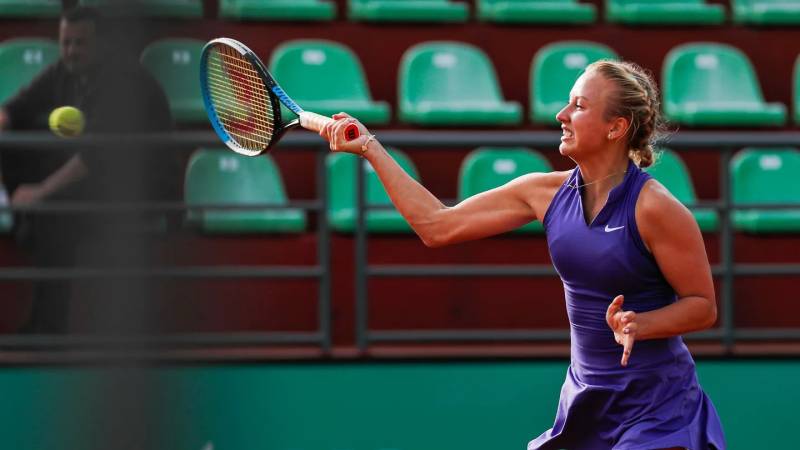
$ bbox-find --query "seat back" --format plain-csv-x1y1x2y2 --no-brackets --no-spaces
270,40,375,106
328,148,419,205
140,38,205,121
530,41,617,124
643,149,698,204
663,43,767,109
0,39,58,104
458,147,552,199
731,148,800,204
734,0,797,5
795,53,800,124
185,149,289,207
399,41,506,108
610,0,709,4
327,149,419,215
0,0,60,18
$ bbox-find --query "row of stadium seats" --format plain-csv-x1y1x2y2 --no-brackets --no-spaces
1,0,799,25
0,145,796,235
185,147,800,235
3,37,798,128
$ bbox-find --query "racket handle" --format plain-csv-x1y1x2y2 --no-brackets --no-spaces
299,111,360,141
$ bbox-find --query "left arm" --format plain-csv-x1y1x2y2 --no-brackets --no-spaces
607,179,716,365
11,154,88,205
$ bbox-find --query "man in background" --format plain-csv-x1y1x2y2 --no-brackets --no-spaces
0,6,178,333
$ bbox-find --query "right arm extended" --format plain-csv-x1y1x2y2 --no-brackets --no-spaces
320,113,566,247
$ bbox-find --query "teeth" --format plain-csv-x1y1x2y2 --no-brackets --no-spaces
562,129,573,138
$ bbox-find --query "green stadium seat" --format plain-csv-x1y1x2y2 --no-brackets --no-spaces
0,0,60,18
327,149,419,233
399,42,522,126
730,148,800,233
0,188,12,233
530,41,617,126
662,43,786,127
606,0,725,25
269,40,390,125
220,0,335,21
0,39,58,105
349,0,468,23
795,54,800,124
458,147,552,233
80,0,203,18
140,39,206,124
477,0,596,24
732,0,800,25
644,149,719,232
184,149,306,233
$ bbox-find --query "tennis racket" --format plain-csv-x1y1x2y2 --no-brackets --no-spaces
200,37,359,157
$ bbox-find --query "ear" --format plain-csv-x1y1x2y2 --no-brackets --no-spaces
607,116,630,141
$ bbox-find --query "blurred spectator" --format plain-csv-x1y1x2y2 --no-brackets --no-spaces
0,6,178,333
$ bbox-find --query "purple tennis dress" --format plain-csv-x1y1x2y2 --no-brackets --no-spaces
528,161,726,450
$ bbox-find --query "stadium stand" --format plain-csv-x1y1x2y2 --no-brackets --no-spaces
399,41,522,126
476,0,597,24
0,0,60,18
731,148,800,233
327,149,418,233
219,0,336,21
644,149,719,232
269,40,390,125
458,147,552,233
795,53,800,124
662,42,787,127
2,0,800,365
0,38,58,105
184,148,306,233
79,0,203,18
140,38,206,124
732,0,800,25
348,0,469,23
605,0,726,25
530,41,618,126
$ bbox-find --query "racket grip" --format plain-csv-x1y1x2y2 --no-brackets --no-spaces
299,111,360,141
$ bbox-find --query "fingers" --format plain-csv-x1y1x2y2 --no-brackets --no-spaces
319,116,350,150
605,295,625,324
324,113,370,154
621,332,634,366
332,112,352,120
621,311,635,325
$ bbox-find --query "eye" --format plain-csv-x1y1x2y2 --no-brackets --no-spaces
575,102,584,110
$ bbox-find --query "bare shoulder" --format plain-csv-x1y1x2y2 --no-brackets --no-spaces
636,178,700,244
511,170,571,190
510,170,572,219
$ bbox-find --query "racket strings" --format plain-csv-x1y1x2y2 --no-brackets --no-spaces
208,52,273,147
205,45,275,151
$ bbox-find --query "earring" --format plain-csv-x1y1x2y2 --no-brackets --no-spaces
608,133,613,140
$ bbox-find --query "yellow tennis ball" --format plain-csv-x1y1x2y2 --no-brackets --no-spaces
48,106,85,138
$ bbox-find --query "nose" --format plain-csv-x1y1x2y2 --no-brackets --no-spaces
556,104,570,124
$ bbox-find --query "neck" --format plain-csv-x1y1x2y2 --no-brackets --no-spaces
576,152,630,195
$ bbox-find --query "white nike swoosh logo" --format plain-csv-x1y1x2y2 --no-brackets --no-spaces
604,225,625,232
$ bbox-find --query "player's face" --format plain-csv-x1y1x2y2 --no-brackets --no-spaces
60,19,96,75
556,71,617,160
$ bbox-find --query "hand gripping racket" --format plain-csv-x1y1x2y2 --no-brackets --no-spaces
200,37,359,156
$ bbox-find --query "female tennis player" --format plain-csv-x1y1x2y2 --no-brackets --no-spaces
320,60,725,449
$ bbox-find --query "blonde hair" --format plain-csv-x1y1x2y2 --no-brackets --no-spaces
585,60,667,168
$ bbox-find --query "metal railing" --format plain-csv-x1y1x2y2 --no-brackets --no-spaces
1,130,799,356
0,132,333,353
349,130,800,353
